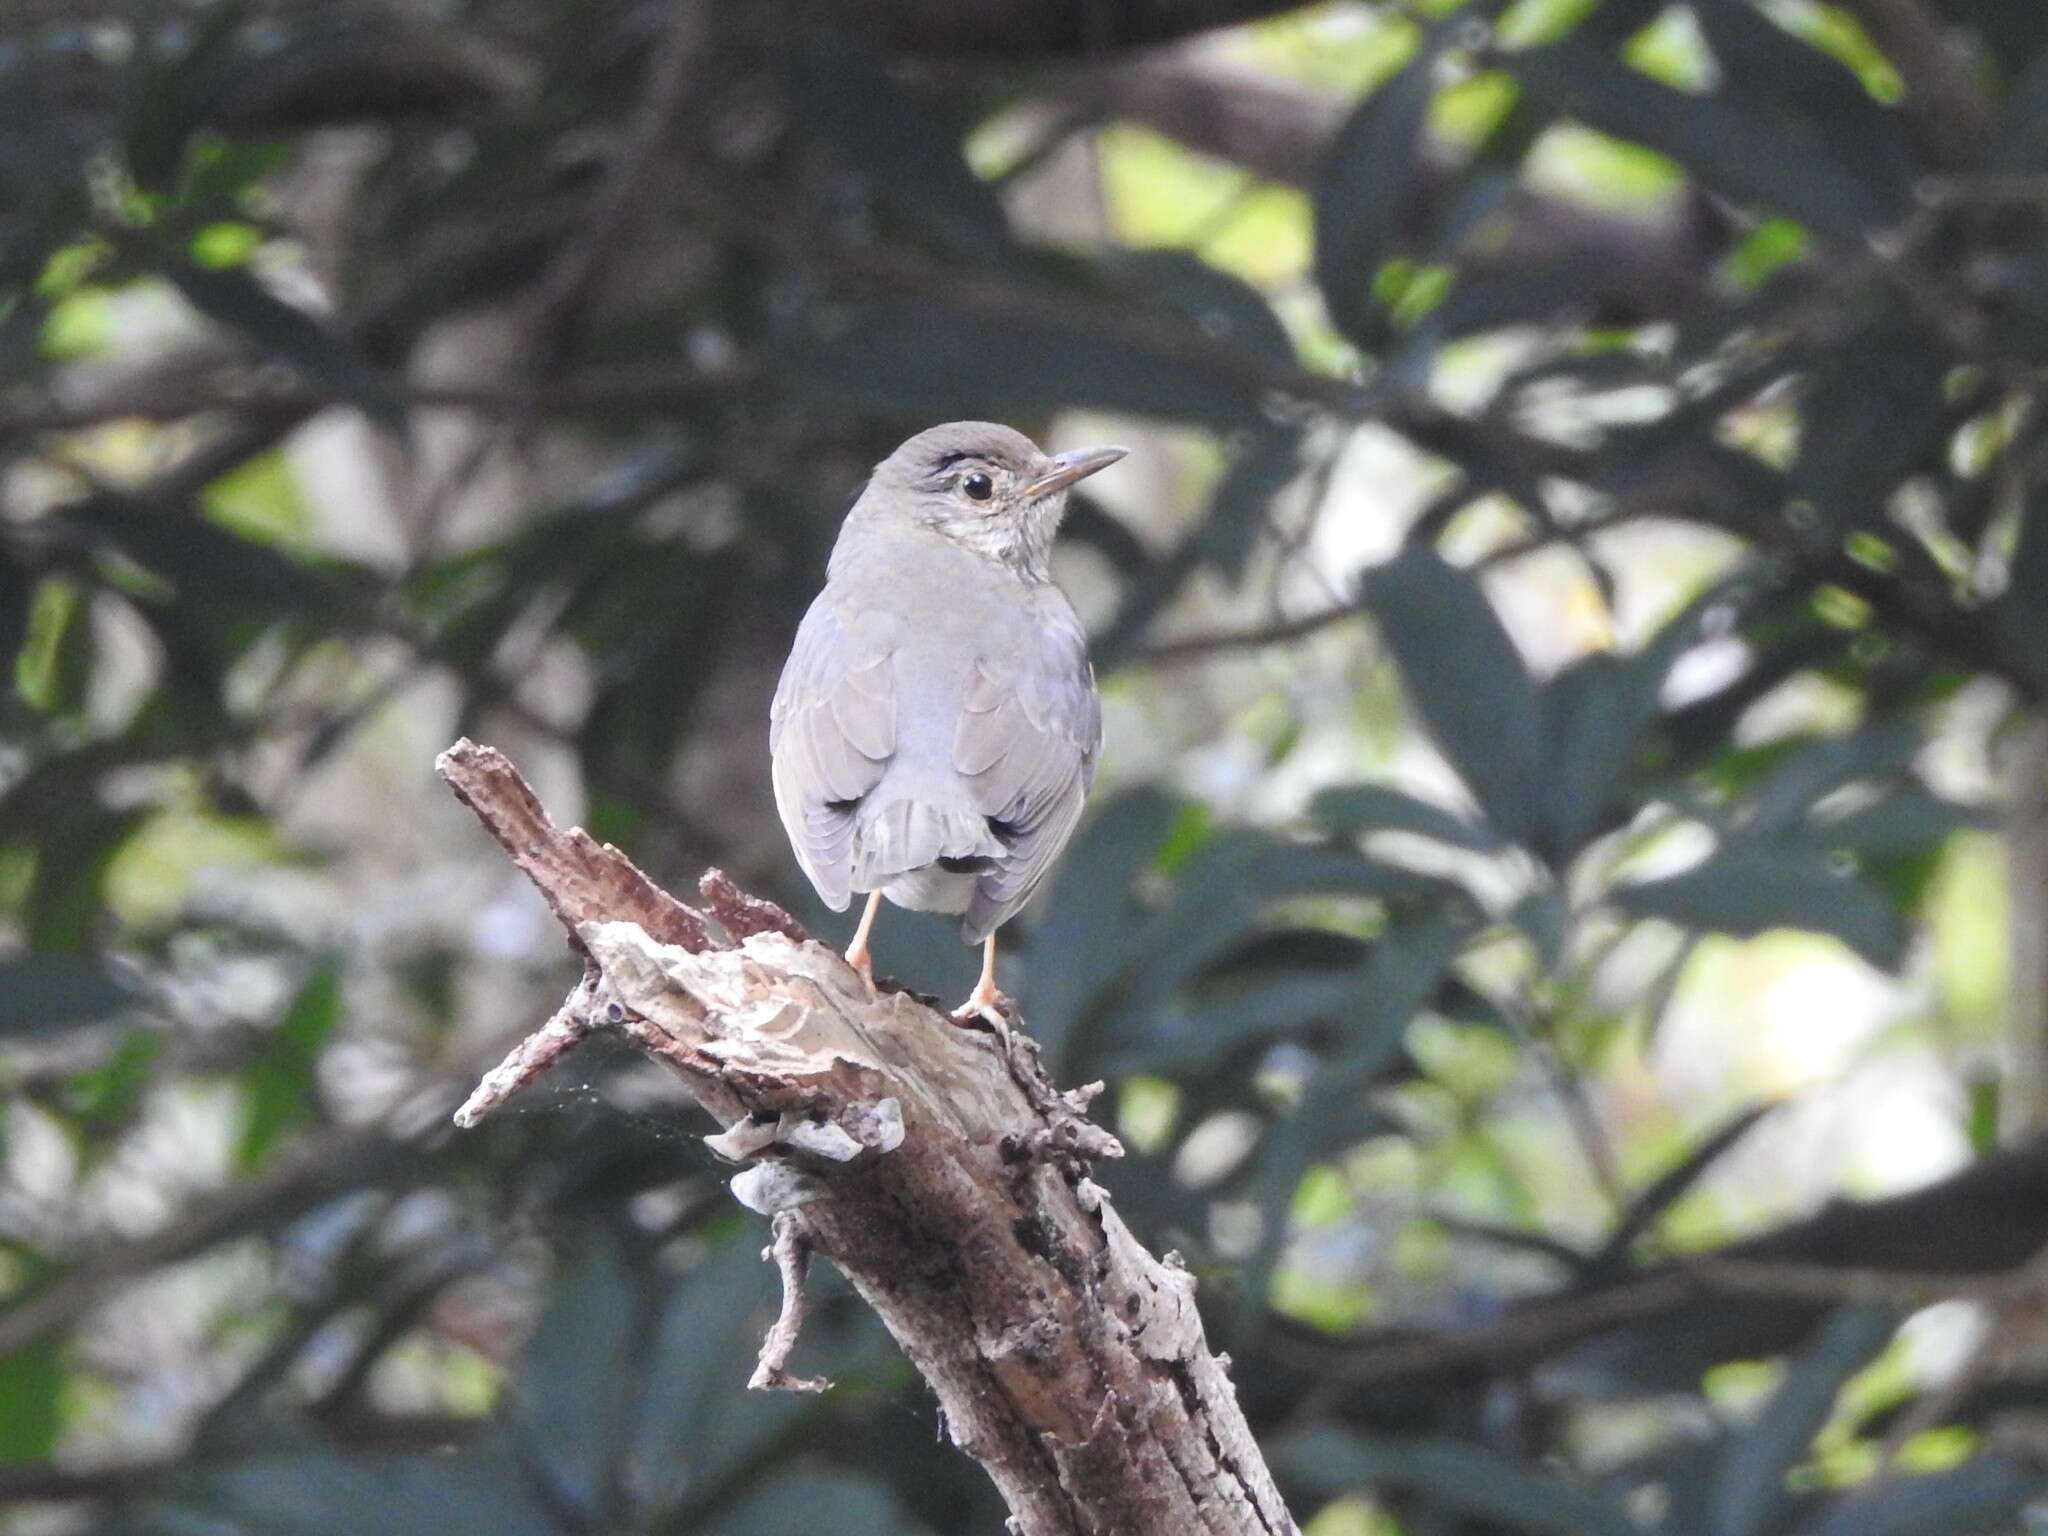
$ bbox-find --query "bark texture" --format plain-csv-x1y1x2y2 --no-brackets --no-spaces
438,738,1298,1536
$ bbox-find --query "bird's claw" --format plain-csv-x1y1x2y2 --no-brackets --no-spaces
949,989,1024,1073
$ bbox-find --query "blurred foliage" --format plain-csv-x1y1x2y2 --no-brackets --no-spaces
3,0,2048,1533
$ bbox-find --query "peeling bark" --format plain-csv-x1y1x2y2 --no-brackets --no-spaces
438,738,1298,1536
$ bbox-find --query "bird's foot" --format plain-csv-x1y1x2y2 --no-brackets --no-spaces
949,985,1025,1074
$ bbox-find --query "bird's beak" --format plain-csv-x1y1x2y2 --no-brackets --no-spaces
1021,445,1127,501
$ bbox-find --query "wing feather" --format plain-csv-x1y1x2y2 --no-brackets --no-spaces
952,628,1100,942
770,601,897,911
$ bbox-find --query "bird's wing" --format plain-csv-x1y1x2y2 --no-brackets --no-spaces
953,622,1100,942
769,599,897,912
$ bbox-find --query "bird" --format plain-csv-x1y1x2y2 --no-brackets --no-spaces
769,421,1125,1031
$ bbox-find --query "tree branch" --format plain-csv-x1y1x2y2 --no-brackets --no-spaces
438,738,1298,1536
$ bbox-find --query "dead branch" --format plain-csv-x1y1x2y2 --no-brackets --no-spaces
438,738,1298,1536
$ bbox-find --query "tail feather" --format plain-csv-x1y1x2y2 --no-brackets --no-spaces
851,799,1001,891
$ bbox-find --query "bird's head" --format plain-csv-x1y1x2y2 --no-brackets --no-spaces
857,421,1126,578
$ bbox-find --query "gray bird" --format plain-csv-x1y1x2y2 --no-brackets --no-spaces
770,421,1125,1025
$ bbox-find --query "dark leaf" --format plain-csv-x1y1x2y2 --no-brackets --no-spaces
1746,722,1923,836
1191,425,1303,583
781,295,1269,430
1542,576,1751,857
1509,37,1910,241
786,38,1012,266
1024,788,1185,1074
1362,548,1545,845
1691,0,1915,206
1235,916,1467,1327
1793,1456,2048,1536
122,0,255,188
1995,51,2048,174
155,1432,557,1536
703,1468,935,1536
514,1239,643,1513
1999,497,2048,699
1314,47,1439,346
1709,1305,1898,1536
1124,829,1452,1017
1787,323,1954,528
1615,844,1906,968
1312,784,1498,851
0,956,136,1035
1105,249,1297,371
162,259,405,429
1799,786,1994,862
1273,1426,1642,1536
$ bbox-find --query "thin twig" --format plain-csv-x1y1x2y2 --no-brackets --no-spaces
750,1210,831,1394
451,972,602,1128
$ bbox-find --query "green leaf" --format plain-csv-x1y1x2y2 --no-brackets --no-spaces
0,1336,64,1463
1614,844,1906,968
1710,1305,1897,1536
1314,46,1438,346
234,964,340,1172
1311,785,1499,852
1362,548,1545,845
162,259,405,429
0,956,135,1035
1272,1426,1642,1536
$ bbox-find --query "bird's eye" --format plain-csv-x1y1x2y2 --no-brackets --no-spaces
961,471,994,503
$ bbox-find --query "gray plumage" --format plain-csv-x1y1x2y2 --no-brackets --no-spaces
770,422,1121,945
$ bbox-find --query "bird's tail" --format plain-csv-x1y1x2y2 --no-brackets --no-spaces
850,800,1001,889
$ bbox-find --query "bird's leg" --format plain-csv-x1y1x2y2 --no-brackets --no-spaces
950,935,1017,1062
843,891,883,995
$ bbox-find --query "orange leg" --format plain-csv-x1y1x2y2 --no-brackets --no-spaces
950,934,1003,1024
844,891,883,990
